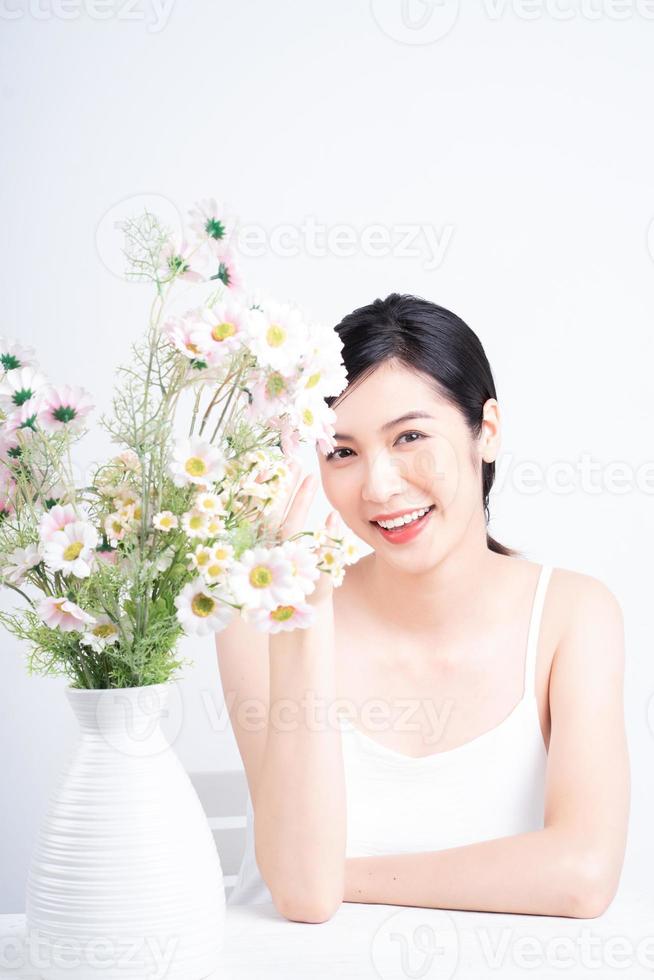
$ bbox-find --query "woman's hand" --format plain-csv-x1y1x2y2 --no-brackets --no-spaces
276,459,341,608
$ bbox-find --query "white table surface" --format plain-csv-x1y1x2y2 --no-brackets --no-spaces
1,888,653,979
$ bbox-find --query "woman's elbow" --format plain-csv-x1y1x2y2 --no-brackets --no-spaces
566,854,620,919
275,892,342,923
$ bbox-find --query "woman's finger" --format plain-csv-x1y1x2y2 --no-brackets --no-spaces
278,473,318,542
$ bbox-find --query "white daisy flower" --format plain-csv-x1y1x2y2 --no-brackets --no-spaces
201,542,235,585
1,543,41,584
170,437,226,487
181,508,210,539
194,491,225,515
43,520,99,578
205,514,226,537
246,302,308,372
153,511,178,532
287,390,332,442
80,616,120,652
175,579,235,636
229,545,302,611
188,545,213,573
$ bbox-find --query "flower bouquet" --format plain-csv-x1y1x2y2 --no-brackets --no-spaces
0,196,359,692
0,198,359,979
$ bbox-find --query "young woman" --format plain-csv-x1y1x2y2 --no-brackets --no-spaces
217,293,630,923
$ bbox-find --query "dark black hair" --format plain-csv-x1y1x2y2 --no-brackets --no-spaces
324,293,521,558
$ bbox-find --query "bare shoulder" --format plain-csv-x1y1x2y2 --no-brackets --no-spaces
549,566,625,674
551,566,624,625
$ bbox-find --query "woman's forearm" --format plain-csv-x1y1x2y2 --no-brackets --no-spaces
344,827,605,918
253,600,346,921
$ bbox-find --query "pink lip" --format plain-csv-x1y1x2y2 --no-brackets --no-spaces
369,504,433,523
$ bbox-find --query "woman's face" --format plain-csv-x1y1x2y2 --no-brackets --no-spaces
315,360,500,570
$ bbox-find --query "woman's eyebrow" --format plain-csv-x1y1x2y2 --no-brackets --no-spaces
333,410,435,441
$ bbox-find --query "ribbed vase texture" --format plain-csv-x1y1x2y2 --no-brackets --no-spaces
24,682,225,980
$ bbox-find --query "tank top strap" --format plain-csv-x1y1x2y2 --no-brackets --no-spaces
522,563,553,700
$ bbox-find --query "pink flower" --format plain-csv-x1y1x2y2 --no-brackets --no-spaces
157,239,205,283
3,398,40,434
0,367,47,410
38,385,93,433
0,429,21,463
207,246,244,292
162,314,207,361
0,337,37,374
96,547,118,565
187,198,236,247
0,473,16,519
189,298,252,366
38,596,96,632
38,503,80,543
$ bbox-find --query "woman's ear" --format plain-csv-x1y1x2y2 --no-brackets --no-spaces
480,398,501,463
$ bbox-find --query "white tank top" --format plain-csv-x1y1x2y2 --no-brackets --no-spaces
227,563,553,906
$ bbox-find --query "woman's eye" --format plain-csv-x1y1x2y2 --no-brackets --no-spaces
325,431,425,462
397,431,425,445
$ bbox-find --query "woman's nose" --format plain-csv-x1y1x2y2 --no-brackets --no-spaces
361,452,411,504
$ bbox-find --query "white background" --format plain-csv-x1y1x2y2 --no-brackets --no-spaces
1,0,653,913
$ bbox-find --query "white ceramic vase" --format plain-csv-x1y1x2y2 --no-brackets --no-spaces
24,682,225,980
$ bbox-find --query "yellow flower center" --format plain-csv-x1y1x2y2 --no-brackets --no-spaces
213,547,229,560
266,324,286,348
211,321,236,342
301,407,314,426
249,564,273,589
185,457,207,478
160,515,173,528
271,605,295,622
305,371,321,389
63,541,84,562
195,551,210,566
93,624,116,639
266,372,287,397
189,514,204,530
191,593,216,618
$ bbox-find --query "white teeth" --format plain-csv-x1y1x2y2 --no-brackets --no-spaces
376,506,431,529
